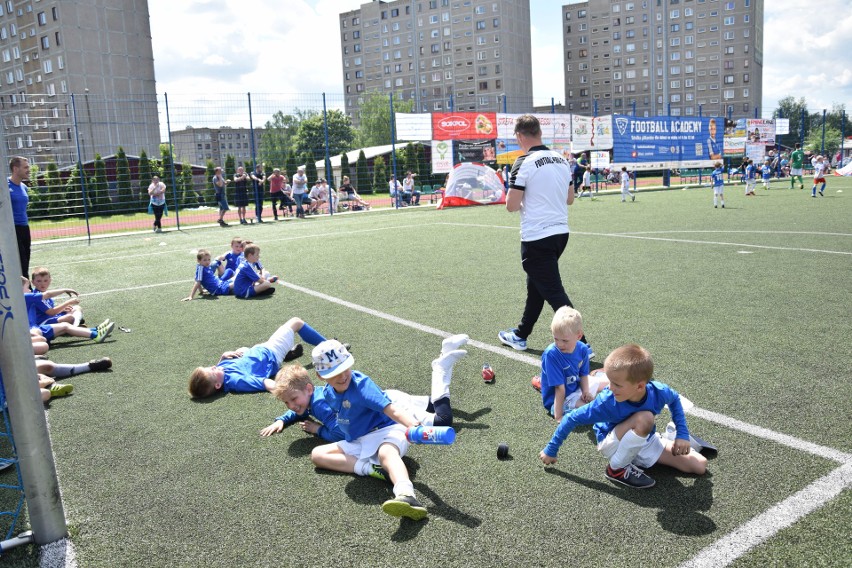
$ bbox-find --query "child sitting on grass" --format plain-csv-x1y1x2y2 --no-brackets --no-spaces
306,335,468,521
23,277,114,345
217,237,244,274
233,243,277,299
30,266,84,326
532,307,608,422
539,344,707,489
188,317,327,398
182,249,235,301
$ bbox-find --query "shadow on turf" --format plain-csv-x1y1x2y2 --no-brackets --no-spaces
545,468,716,536
452,407,492,432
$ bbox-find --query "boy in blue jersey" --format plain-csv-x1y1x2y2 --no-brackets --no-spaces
711,161,725,208
761,159,772,190
743,158,757,196
539,344,707,489
232,244,277,299
182,249,236,301
217,237,244,274
308,337,468,521
260,334,469,443
23,277,114,345
30,267,84,326
532,307,608,422
188,317,326,398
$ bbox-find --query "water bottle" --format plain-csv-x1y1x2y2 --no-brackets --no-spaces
406,425,456,445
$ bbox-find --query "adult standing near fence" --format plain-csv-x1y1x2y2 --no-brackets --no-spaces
7,156,31,277
147,175,167,233
498,115,590,354
234,166,250,225
213,166,231,226
251,163,267,223
292,165,308,219
268,168,285,221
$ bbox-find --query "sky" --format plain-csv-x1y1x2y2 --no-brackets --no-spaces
147,0,852,117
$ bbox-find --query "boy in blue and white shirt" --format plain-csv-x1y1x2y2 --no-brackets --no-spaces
743,158,757,196
540,344,708,489
761,159,773,190
711,161,725,208
183,249,235,301
309,336,467,521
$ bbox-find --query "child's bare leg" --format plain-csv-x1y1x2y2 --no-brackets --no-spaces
377,443,410,487
38,374,55,388
253,281,272,294
656,440,707,475
55,323,93,338
311,444,358,473
55,314,75,324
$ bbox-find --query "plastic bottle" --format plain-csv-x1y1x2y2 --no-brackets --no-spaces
406,425,456,445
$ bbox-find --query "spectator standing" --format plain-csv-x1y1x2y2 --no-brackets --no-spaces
147,175,167,233
7,156,31,277
233,166,250,225
250,164,267,223
213,166,231,227
292,166,309,219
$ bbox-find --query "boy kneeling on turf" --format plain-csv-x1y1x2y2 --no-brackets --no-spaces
308,336,468,520
539,344,707,488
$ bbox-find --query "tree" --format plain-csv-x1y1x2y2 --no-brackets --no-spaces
138,149,153,209
403,142,418,177
354,92,415,148
204,160,217,206
43,162,65,216
774,96,809,148
116,146,132,213
285,150,299,181
65,165,84,216
179,161,195,207
224,154,236,204
339,152,351,187
355,150,370,194
160,145,176,210
293,109,354,163
373,155,387,193
303,153,319,185
805,126,842,159
89,154,109,214
259,110,301,166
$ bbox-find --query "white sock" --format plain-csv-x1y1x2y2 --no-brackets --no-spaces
441,334,469,355
72,308,82,326
609,429,647,470
713,196,718,206
430,350,466,401
355,458,373,477
393,480,415,497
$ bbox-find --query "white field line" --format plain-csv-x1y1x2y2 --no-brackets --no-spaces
678,461,852,568
435,223,852,256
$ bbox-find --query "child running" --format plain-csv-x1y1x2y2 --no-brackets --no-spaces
811,156,827,197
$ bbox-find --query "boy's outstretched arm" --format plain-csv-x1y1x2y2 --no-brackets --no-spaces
182,282,203,301
43,288,78,300
384,402,419,428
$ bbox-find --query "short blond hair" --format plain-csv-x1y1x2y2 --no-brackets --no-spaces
31,266,51,280
188,367,217,398
271,364,312,401
604,344,654,385
230,237,243,246
196,249,210,262
551,306,583,337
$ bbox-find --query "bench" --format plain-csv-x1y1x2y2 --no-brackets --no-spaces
679,169,703,184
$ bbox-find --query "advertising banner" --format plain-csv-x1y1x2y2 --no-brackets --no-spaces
746,119,776,145
569,115,614,153
431,140,454,173
455,140,497,165
432,112,497,140
611,116,724,169
395,113,433,140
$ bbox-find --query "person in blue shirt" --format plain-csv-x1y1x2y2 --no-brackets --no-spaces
532,307,608,422
540,344,708,489
761,159,773,190
23,277,114,345
217,237,245,274
187,317,327,398
743,158,757,196
711,161,725,208
308,336,468,521
8,156,31,277
182,249,235,301
232,244,277,299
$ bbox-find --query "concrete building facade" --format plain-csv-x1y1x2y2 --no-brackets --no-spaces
339,0,532,126
170,126,264,168
0,0,160,169
562,0,763,118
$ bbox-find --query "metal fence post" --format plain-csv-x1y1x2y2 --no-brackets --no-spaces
821,109,826,155
322,93,333,216
390,93,398,209
164,93,180,229
70,94,92,241
248,92,262,221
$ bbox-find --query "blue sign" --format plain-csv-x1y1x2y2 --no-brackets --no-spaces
612,116,724,169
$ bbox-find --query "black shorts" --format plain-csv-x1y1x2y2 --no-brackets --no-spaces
235,190,249,207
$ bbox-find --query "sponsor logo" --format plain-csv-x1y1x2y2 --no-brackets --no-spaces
438,115,471,133
615,117,630,136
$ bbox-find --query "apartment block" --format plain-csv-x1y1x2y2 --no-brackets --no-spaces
562,0,763,118
339,0,532,126
170,126,264,168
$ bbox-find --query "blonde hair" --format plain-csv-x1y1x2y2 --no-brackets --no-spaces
196,249,210,262
230,237,244,246
188,367,217,398
604,344,654,385
31,266,51,280
551,306,583,337
271,364,312,401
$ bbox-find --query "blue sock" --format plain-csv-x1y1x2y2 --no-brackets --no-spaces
820,183,826,192
297,323,326,346
89,328,97,339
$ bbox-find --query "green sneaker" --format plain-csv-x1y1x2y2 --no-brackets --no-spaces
368,465,389,482
48,383,74,398
94,321,115,343
381,494,427,520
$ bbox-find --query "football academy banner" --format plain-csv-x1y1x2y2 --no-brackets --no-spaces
611,116,724,170
432,112,496,140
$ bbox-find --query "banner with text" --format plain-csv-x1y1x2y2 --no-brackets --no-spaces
431,112,497,140
431,140,454,174
746,119,776,146
611,116,724,169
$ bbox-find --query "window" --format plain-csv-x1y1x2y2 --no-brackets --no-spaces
37,11,46,25
724,16,734,25
43,59,52,73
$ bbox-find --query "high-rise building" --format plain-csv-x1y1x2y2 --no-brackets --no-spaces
0,0,160,169
170,126,264,167
339,0,532,126
562,0,762,118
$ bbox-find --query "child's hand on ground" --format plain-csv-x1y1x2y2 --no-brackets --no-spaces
672,438,691,456
260,421,284,437
300,421,319,435
181,296,192,302
539,451,557,465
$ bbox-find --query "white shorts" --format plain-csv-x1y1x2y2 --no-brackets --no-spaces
552,374,608,415
713,185,725,195
385,389,431,424
258,326,295,362
791,167,803,176
597,430,665,469
336,424,409,464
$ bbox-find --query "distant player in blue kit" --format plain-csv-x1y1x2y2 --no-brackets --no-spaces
308,336,468,521
539,344,708,489
182,249,235,301
532,307,608,422
23,277,114,345
188,317,327,398
232,243,277,299
743,158,757,196
761,159,773,190
711,161,725,208
217,237,244,274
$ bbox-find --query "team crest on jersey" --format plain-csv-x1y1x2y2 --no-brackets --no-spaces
615,117,629,136
342,400,351,409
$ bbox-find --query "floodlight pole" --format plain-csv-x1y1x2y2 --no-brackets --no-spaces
0,190,67,545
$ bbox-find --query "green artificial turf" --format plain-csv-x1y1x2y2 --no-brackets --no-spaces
1,178,849,566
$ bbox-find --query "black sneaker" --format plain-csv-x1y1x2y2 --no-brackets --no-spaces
381,494,427,520
88,357,113,372
283,344,304,362
605,464,655,489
